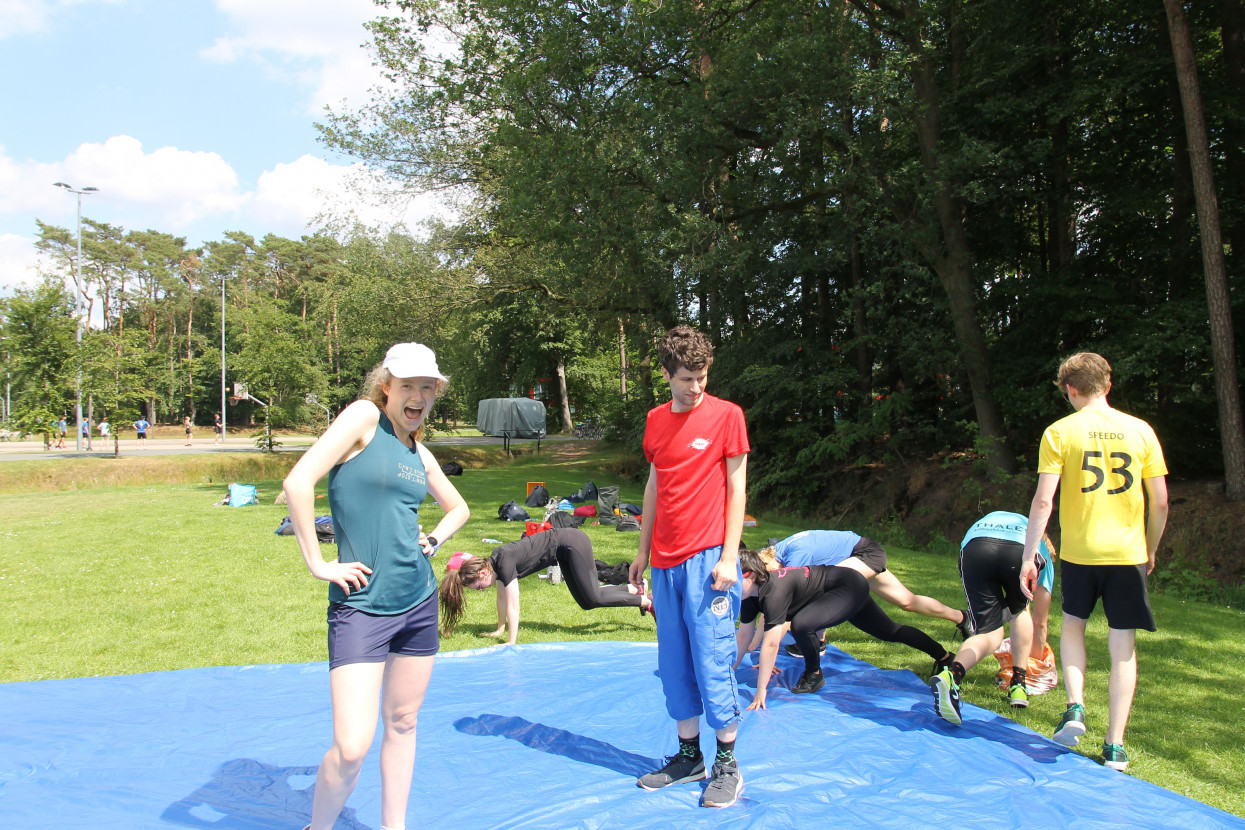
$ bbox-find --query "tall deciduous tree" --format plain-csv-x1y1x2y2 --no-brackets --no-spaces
1164,0,1245,499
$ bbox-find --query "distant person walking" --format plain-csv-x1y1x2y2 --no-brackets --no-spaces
184,415,193,446
213,413,222,445
1021,353,1168,772
56,417,67,449
133,417,150,448
99,419,111,440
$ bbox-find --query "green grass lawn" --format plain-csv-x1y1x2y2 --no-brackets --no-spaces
2,444,1242,817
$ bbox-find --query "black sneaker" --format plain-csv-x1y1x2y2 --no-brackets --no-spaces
792,669,825,694
956,610,974,640
637,752,707,791
701,758,743,808
784,641,827,658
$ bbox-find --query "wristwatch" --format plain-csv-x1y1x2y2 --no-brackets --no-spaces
425,535,439,551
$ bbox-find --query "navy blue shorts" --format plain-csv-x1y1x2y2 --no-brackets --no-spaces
326,593,440,669
1060,560,1156,632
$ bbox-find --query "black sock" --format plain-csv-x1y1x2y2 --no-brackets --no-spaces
716,738,736,764
1012,667,1028,687
679,735,701,758
951,661,967,684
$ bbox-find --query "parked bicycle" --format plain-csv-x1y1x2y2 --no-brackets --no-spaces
572,420,605,440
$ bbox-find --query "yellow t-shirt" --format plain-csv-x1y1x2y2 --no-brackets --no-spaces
1037,406,1167,566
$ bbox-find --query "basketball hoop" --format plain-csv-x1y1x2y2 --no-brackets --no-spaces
228,396,240,407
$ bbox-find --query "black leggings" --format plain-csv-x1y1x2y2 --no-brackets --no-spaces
790,569,871,674
848,597,947,666
555,533,643,611
790,570,947,674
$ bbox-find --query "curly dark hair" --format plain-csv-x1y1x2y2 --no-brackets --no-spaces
658,325,714,375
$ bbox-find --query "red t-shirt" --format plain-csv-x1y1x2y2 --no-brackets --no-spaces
643,394,750,568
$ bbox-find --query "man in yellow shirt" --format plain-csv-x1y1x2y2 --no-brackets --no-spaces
1020,353,1169,773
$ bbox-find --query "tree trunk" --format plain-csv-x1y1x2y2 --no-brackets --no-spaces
906,28,1017,476
1164,0,1245,500
618,319,628,398
555,352,573,433
1216,0,1245,343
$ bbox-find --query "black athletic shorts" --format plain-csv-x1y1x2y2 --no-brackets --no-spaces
959,537,1031,634
850,537,888,574
326,592,440,669
1060,560,1156,632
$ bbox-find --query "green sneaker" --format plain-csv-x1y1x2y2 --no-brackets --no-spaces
1007,682,1029,708
1053,703,1087,746
1102,742,1129,772
930,668,962,725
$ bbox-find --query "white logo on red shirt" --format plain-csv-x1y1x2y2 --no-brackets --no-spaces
689,437,712,451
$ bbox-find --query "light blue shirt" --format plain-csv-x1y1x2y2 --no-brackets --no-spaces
774,530,862,568
962,511,1054,592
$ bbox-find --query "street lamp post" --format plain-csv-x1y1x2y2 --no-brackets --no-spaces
221,274,227,445
305,393,331,433
53,182,99,452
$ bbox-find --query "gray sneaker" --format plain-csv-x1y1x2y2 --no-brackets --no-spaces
956,610,974,640
637,752,706,791
701,758,743,808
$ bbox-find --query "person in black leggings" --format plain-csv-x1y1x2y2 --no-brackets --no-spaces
734,548,954,705
439,527,654,644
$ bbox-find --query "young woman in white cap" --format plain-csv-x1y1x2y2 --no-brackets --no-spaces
283,342,470,830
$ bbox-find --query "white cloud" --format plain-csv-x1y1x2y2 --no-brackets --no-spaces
0,0,122,40
203,0,384,114
253,154,453,237
0,136,244,231
0,233,41,292
0,136,453,280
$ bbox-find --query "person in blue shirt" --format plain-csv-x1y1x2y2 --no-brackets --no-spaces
770,530,972,657
133,417,150,448
930,511,1054,725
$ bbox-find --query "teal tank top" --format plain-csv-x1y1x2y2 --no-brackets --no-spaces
326,410,435,613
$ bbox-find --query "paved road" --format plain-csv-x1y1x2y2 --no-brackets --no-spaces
0,434,571,462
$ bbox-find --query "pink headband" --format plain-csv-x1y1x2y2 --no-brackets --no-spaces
447,552,476,570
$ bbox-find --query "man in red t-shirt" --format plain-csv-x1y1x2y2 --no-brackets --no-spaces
629,326,749,809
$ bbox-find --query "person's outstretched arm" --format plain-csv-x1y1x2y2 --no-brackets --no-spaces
501,580,522,644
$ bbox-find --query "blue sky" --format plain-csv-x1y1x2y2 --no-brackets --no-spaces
0,0,445,292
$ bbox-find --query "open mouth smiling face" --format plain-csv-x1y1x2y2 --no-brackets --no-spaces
385,377,438,431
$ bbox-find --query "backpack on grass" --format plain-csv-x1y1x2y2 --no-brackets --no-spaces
498,501,530,521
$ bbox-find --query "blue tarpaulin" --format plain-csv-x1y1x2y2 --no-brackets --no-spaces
2,641,1241,829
